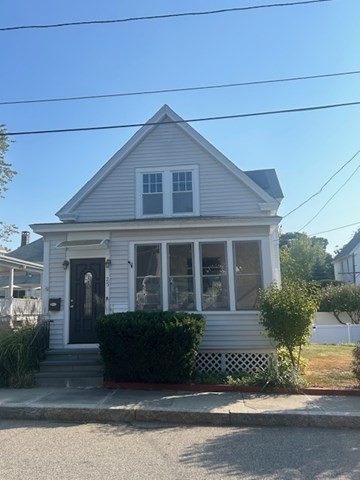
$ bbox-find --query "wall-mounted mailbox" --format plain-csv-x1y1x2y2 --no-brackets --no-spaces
49,298,61,311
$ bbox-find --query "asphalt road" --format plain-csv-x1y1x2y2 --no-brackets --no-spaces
1,420,359,479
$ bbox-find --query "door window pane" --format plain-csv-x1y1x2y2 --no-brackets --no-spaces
234,241,262,309
143,173,163,214
135,244,162,310
172,171,193,213
168,243,194,310
201,243,229,310
84,272,93,316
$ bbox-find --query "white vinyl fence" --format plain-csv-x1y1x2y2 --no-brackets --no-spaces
310,324,360,344
0,298,42,325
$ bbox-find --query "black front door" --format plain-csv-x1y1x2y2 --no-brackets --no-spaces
69,258,105,343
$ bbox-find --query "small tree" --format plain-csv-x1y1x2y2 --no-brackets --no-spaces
0,125,17,246
259,281,318,368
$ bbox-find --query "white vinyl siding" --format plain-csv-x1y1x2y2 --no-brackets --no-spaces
47,235,67,349
69,121,264,222
44,225,279,350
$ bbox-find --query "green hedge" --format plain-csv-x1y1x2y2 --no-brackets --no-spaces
353,344,360,385
96,311,206,384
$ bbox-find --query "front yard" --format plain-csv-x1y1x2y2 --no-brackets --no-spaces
302,344,357,388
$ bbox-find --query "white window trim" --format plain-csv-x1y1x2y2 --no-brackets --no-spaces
136,165,200,219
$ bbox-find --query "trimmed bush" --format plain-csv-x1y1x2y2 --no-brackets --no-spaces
96,311,206,383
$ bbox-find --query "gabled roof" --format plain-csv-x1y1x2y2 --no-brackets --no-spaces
56,105,280,220
244,169,283,200
334,231,360,261
7,238,44,264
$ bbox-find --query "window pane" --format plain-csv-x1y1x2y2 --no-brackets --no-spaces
201,243,229,310
136,244,161,310
143,193,163,214
234,241,262,309
84,272,93,317
236,275,262,309
234,242,260,274
168,244,194,310
173,192,193,213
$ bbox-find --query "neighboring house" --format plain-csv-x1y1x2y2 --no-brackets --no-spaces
31,105,283,373
0,234,44,299
0,234,43,321
333,230,360,284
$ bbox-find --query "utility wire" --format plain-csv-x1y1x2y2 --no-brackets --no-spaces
0,1,332,32
1,100,359,138
310,221,360,236
1,69,358,107
299,162,360,231
283,150,360,219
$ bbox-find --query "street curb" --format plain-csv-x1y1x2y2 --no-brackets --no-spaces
1,405,360,429
103,381,360,397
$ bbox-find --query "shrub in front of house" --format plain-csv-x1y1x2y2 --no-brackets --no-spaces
96,311,206,384
259,281,318,369
353,343,360,385
0,323,45,387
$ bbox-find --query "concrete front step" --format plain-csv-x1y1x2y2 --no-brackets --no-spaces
35,349,104,388
45,348,101,361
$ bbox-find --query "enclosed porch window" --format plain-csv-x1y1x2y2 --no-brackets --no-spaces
133,240,264,312
200,242,229,311
135,244,162,310
234,241,262,309
168,243,195,310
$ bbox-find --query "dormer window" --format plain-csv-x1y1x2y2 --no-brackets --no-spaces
136,165,199,218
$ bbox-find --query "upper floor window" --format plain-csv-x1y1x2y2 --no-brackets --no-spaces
172,171,193,213
143,173,163,215
136,166,199,218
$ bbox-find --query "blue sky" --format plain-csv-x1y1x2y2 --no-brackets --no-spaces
1,0,359,254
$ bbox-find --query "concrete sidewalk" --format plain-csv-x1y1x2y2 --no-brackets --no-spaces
0,386,360,428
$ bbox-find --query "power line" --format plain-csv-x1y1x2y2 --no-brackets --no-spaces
299,162,360,231
1,100,359,138
282,150,360,219
310,221,360,236
1,69,358,107
0,1,332,32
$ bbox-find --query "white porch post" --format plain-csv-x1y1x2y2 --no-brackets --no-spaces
8,267,14,317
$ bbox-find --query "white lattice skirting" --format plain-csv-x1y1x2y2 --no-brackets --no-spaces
196,351,272,374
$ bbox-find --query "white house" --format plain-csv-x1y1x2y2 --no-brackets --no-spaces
31,105,283,373
333,230,360,284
